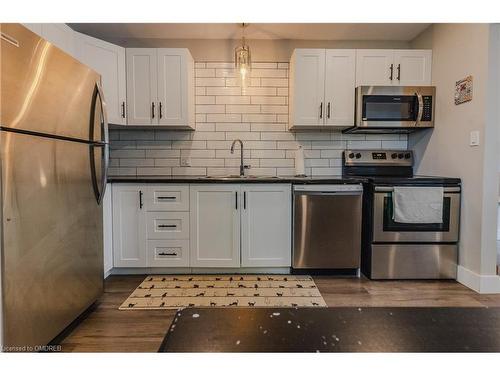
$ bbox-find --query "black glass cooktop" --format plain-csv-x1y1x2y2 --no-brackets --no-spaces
368,175,461,186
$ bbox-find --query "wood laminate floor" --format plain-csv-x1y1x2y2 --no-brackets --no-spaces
60,275,500,352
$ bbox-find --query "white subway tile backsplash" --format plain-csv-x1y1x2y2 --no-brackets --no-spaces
207,113,242,122
109,61,407,178
181,149,216,158
225,131,261,140
226,105,261,114
216,96,251,105
155,159,181,167
242,114,276,123
251,96,286,105
195,68,216,77
195,104,225,113
215,123,251,132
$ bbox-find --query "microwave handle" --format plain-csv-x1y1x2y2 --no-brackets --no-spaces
415,92,424,126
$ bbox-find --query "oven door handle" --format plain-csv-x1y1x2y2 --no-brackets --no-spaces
374,186,461,193
415,92,424,126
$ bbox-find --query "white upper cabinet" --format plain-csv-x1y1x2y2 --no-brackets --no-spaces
157,49,194,127
289,49,356,129
126,48,194,129
393,50,432,86
241,184,291,267
41,24,76,57
356,49,432,87
75,33,127,125
324,50,356,126
189,185,241,268
355,49,394,86
289,49,326,127
126,48,158,126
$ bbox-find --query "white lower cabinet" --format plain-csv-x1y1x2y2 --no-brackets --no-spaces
241,184,291,267
112,184,147,267
111,183,292,270
189,185,241,268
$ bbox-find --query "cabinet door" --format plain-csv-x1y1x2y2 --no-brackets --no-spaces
393,50,432,86
112,184,146,267
241,184,291,267
126,48,158,126
76,33,127,125
157,49,193,127
289,49,326,127
324,49,356,127
41,23,76,57
190,185,240,267
355,50,394,86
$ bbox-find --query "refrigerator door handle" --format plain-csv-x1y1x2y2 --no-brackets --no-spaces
89,82,109,205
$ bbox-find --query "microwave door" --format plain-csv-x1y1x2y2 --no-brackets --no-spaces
362,95,418,125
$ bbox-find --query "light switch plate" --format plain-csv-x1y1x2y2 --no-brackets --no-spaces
180,157,191,167
470,131,480,146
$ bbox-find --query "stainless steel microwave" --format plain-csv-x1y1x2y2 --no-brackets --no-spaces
343,85,436,134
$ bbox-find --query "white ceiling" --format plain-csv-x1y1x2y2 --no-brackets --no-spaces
69,23,430,41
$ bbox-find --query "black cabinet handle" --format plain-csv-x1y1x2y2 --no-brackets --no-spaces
139,190,143,209
157,196,176,200
158,252,177,257
389,64,394,80
121,102,126,118
235,191,238,210
397,64,401,81
159,102,163,119
151,102,155,119
243,191,246,209
158,224,177,229
327,102,331,119
319,102,323,119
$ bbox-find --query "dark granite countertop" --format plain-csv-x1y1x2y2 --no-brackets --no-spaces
159,307,500,352
107,175,367,184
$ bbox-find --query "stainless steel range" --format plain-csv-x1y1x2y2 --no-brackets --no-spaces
342,150,461,280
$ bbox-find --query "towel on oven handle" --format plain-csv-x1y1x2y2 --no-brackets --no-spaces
392,186,444,224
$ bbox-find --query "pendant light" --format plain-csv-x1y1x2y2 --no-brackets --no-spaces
234,23,251,87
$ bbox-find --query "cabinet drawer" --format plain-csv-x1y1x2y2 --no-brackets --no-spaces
146,212,190,239
147,240,189,267
145,185,189,211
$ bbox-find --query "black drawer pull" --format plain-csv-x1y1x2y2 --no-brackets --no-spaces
158,224,177,229
157,196,177,200
158,252,177,257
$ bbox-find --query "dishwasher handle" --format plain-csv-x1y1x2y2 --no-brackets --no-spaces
294,191,362,196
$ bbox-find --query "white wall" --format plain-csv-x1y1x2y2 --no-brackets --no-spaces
410,24,500,291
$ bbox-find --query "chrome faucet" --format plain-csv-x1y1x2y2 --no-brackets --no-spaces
230,139,250,177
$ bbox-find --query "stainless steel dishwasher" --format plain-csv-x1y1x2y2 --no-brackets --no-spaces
292,184,363,271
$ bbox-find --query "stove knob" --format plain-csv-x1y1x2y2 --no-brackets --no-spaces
391,153,398,159
348,152,355,159
398,153,404,159
404,153,411,159
355,153,362,159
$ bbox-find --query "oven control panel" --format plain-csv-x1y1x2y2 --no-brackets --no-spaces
344,150,414,166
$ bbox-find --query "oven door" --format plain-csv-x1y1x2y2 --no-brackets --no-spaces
372,186,461,243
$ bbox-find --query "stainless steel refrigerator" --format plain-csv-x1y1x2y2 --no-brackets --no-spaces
0,24,109,349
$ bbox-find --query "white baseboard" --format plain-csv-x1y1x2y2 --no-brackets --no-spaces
457,265,500,293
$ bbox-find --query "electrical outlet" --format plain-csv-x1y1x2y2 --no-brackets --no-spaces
180,158,191,167
470,131,480,146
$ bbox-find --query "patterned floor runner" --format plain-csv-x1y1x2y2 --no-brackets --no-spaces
119,275,327,310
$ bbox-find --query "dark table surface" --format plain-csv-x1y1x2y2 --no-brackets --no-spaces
159,307,500,352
